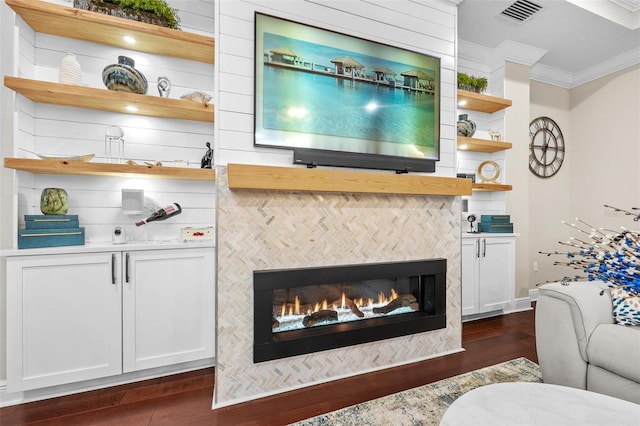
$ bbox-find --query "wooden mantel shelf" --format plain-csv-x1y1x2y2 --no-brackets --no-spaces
5,77,214,123
4,158,215,181
6,0,214,64
227,164,472,196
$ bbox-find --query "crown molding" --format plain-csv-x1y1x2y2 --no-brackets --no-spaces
459,37,640,89
489,40,548,69
566,0,640,29
458,39,548,71
531,46,640,88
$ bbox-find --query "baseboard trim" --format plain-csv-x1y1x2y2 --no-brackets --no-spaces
463,297,532,322
0,359,215,408
529,288,540,302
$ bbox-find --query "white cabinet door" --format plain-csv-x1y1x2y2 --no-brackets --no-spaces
461,238,480,316
122,248,215,372
478,237,515,312
6,253,122,392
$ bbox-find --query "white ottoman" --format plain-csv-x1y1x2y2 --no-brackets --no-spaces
440,382,640,425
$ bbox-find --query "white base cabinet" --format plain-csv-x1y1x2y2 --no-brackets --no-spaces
123,249,215,372
6,253,122,392
6,247,215,392
461,234,516,317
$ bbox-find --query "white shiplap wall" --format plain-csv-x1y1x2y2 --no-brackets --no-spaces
216,0,458,175
10,0,215,244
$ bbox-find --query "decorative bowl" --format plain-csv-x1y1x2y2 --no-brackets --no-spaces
36,153,95,162
102,56,148,94
180,91,212,103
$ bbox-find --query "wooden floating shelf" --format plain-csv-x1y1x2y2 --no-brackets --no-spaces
472,183,512,192
4,158,215,181
457,90,512,114
4,77,214,123
5,0,214,64
457,136,512,153
227,163,472,196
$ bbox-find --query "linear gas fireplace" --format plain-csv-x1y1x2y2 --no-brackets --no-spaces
253,259,446,362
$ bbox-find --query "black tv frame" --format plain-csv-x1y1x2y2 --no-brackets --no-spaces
254,12,441,174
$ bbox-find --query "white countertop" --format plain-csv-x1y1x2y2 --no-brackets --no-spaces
462,232,519,238
0,240,215,257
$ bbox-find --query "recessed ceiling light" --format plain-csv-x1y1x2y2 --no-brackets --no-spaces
122,35,136,44
125,105,138,112
458,100,467,106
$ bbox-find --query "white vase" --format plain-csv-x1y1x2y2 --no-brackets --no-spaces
59,53,82,85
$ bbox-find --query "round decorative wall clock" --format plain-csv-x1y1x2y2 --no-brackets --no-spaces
529,116,565,178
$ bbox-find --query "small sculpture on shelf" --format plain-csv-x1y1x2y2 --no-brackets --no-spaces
105,125,125,163
201,141,213,169
157,76,171,97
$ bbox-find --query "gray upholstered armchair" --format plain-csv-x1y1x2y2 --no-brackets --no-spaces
535,280,640,404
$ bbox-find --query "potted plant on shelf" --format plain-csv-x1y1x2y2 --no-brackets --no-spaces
457,72,488,94
74,0,180,30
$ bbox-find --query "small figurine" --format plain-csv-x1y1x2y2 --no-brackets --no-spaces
489,130,502,141
157,76,171,97
201,141,213,169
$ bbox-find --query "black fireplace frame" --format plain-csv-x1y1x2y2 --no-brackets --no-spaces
253,259,447,363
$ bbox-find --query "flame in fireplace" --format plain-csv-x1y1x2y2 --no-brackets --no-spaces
278,290,400,320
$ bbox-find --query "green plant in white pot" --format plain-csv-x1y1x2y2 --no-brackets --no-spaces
457,72,488,93
113,0,180,29
80,0,180,29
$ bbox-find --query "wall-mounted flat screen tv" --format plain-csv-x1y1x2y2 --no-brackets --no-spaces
254,13,440,173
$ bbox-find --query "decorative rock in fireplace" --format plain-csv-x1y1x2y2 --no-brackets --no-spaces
254,259,447,362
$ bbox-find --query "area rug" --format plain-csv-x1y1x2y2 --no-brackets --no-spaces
290,357,542,426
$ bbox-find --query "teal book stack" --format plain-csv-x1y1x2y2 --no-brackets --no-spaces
478,215,514,233
19,215,85,249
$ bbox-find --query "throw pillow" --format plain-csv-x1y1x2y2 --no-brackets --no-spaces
611,286,640,326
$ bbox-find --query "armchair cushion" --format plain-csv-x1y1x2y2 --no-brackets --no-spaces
588,324,640,383
538,281,612,360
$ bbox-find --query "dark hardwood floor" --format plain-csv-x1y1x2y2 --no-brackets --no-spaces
1,308,537,426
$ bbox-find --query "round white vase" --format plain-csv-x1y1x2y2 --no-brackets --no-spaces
59,53,82,85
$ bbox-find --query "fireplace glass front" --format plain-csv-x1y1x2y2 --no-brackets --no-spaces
254,259,446,362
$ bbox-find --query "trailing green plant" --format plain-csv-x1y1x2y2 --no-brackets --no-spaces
100,0,180,29
457,72,488,93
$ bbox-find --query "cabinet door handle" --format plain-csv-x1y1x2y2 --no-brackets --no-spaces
125,253,130,283
111,253,116,285
476,239,480,258
482,238,487,258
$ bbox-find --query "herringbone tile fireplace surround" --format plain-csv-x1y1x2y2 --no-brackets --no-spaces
214,166,463,407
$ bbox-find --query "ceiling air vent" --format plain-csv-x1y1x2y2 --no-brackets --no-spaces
500,0,543,22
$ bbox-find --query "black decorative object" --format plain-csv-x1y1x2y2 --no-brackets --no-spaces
201,141,213,169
